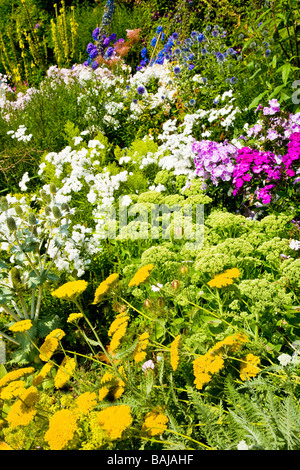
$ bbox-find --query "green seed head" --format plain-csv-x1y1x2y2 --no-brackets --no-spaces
0,197,9,212
49,183,57,195
28,213,37,225
44,205,52,216
7,216,17,232
52,206,61,219
15,206,23,216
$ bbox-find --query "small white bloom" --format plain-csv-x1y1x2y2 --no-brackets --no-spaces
290,239,300,250
19,172,30,191
142,359,155,372
121,195,132,207
278,353,292,366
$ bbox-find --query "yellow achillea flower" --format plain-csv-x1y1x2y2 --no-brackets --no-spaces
47,329,66,341
32,363,53,386
51,280,88,301
98,369,125,401
170,335,181,371
108,312,129,353
54,356,76,389
93,273,119,304
128,264,154,287
0,380,26,400
39,329,66,362
8,319,33,333
133,332,150,363
6,386,39,429
67,312,84,323
0,441,13,450
142,410,169,436
0,367,34,388
97,404,132,440
74,391,97,415
208,268,241,288
240,354,260,381
39,337,59,362
44,409,78,450
210,332,248,355
193,353,224,390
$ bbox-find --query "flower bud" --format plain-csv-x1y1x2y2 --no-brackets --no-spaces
172,280,180,290
143,299,152,309
0,197,8,212
61,202,70,213
52,206,61,219
49,183,57,194
28,213,37,225
180,265,188,275
44,206,52,216
7,216,17,232
157,297,165,308
15,205,23,216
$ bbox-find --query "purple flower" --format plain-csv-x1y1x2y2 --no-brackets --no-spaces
173,65,181,74
105,46,114,58
89,46,99,59
92,27,100,41
137,85,146,95
86,43,94,54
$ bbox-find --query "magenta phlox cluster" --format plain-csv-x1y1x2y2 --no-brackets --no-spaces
192,139,237,186
232,131,300,203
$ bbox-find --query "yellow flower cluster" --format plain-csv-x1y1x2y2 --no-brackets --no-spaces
98,368,125,401
133,332,150,363
142,410,168,436
39,337,59,362
0,380,26,400
96,404,132,440
108,312,129,352
210,332,248,355
44,409,78,450
0,442,12,450
54,356,76,389
93,273,119,304
8,319,33,333
193,353,225,390
193,332,250,389
51,280,88,301
170,335,181,371
207,268,240,288
0,367,34,388
128,264,154,287
74,392,97,415
240,354,260,381
6,386,39,429
67,312,84,323
39,329,66,362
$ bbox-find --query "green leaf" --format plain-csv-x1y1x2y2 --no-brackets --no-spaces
248,90,269,109
0,363,7,378
46,272,60,282
281,63,292,85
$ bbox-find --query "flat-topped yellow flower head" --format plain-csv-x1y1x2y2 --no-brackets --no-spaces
52,280,88,301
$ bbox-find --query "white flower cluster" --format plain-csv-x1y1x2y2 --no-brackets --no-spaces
7,125,32,142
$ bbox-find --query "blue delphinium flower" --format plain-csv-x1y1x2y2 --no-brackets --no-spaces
141,47,148,58
137,85,146,95
172,32,179,40
173,65,181,74
89,47,99,59
150,37,157,47
87,43,94,54
91,60,99,70
109,33,117,42
92,27,100,41
106,46,114,57
188,64,195,70
265,49,271,57
157,25,163,34
197,33,204,42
